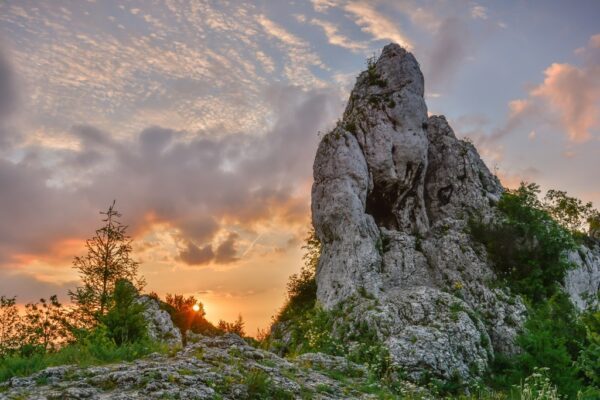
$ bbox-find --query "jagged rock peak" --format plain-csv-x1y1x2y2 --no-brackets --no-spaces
311,43,522,380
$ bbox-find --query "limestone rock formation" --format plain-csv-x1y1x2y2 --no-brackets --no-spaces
137,295,182,347
566,243,600,310
311,43,598,381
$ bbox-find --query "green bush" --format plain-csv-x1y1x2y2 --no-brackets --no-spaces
101,279,147,345
470,182,575,302
490,294,589,398
473,183,599,397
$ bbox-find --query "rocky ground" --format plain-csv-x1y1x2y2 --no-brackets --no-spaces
0,334,429,400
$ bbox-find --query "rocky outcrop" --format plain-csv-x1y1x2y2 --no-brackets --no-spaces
137,295,182,347
566,242,600,310
0,334,430,399
312,44,528,381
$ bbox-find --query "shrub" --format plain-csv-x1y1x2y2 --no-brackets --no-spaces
101,279,147,345
163,293,219,344
218,315,245,337
0,296,20,358
470,182,575,302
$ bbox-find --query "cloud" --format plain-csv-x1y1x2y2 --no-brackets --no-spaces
490,34,600,143
180,242,214,266
256,14,327,86
426,17,471,91
470,5,488,20
344,1,413,50
530,62,599,142
311,0,340,13
309,18,367,52
0,269,77,303
0,84,343,270
214,233,239,264
469,34,600,144
0,49,16,118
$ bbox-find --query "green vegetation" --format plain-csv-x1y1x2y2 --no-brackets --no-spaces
366,55,388,88
470,183,599,398
161,293,220,345
469,183,576,302
267,182,599,398
69,201,145,323
0,326,166,382
217,314,246,336
101,279,147,345
0,203,167,383
242,368,294,399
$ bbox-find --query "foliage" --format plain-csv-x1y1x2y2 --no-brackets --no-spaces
70,201,144,322
0,325,166,382
164,293,219,345
543,189,596,234
0,296,20,358
101,279,147,345
472,182,599,397
576,305,600,388
489,294,592,398
512,367,561,400
470,182,576,302
240,368,293,399
275,229,321,325
22,295,70,353
218,314,245,337
365,55,387,87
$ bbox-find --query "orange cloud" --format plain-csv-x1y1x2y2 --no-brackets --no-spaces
531,62,599,142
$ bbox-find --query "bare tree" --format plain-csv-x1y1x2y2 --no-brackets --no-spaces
70,201,144,322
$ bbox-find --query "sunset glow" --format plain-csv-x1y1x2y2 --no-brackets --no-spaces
0,0,599,335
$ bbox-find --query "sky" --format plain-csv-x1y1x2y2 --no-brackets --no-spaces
0,0,599,334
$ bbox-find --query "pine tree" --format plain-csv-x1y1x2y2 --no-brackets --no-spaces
70,201,144,323
102,279,147,345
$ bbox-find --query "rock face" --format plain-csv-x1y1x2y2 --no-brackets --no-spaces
312,43,550,381
0,334,428,399
566,243,600,310
137,295,182,347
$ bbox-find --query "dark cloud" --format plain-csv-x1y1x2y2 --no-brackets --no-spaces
0,49,16,118
214,233,239,264
179,242,214,266
426,17,471,91
0,85,343,268
0,269,76,303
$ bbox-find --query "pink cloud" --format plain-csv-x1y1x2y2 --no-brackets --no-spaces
531,62,599,142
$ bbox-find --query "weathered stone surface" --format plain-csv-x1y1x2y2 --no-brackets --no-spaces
312,43,527,381
0,334,430,399
566,242,600,310
137,295,182,346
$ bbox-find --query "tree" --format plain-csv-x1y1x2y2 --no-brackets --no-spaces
544,189,596,233
218,314,245,337
70,201,144,322
102,279,147,345
0,296,20,357
286,228,321,305
164,294,216,345
22,295,69,353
